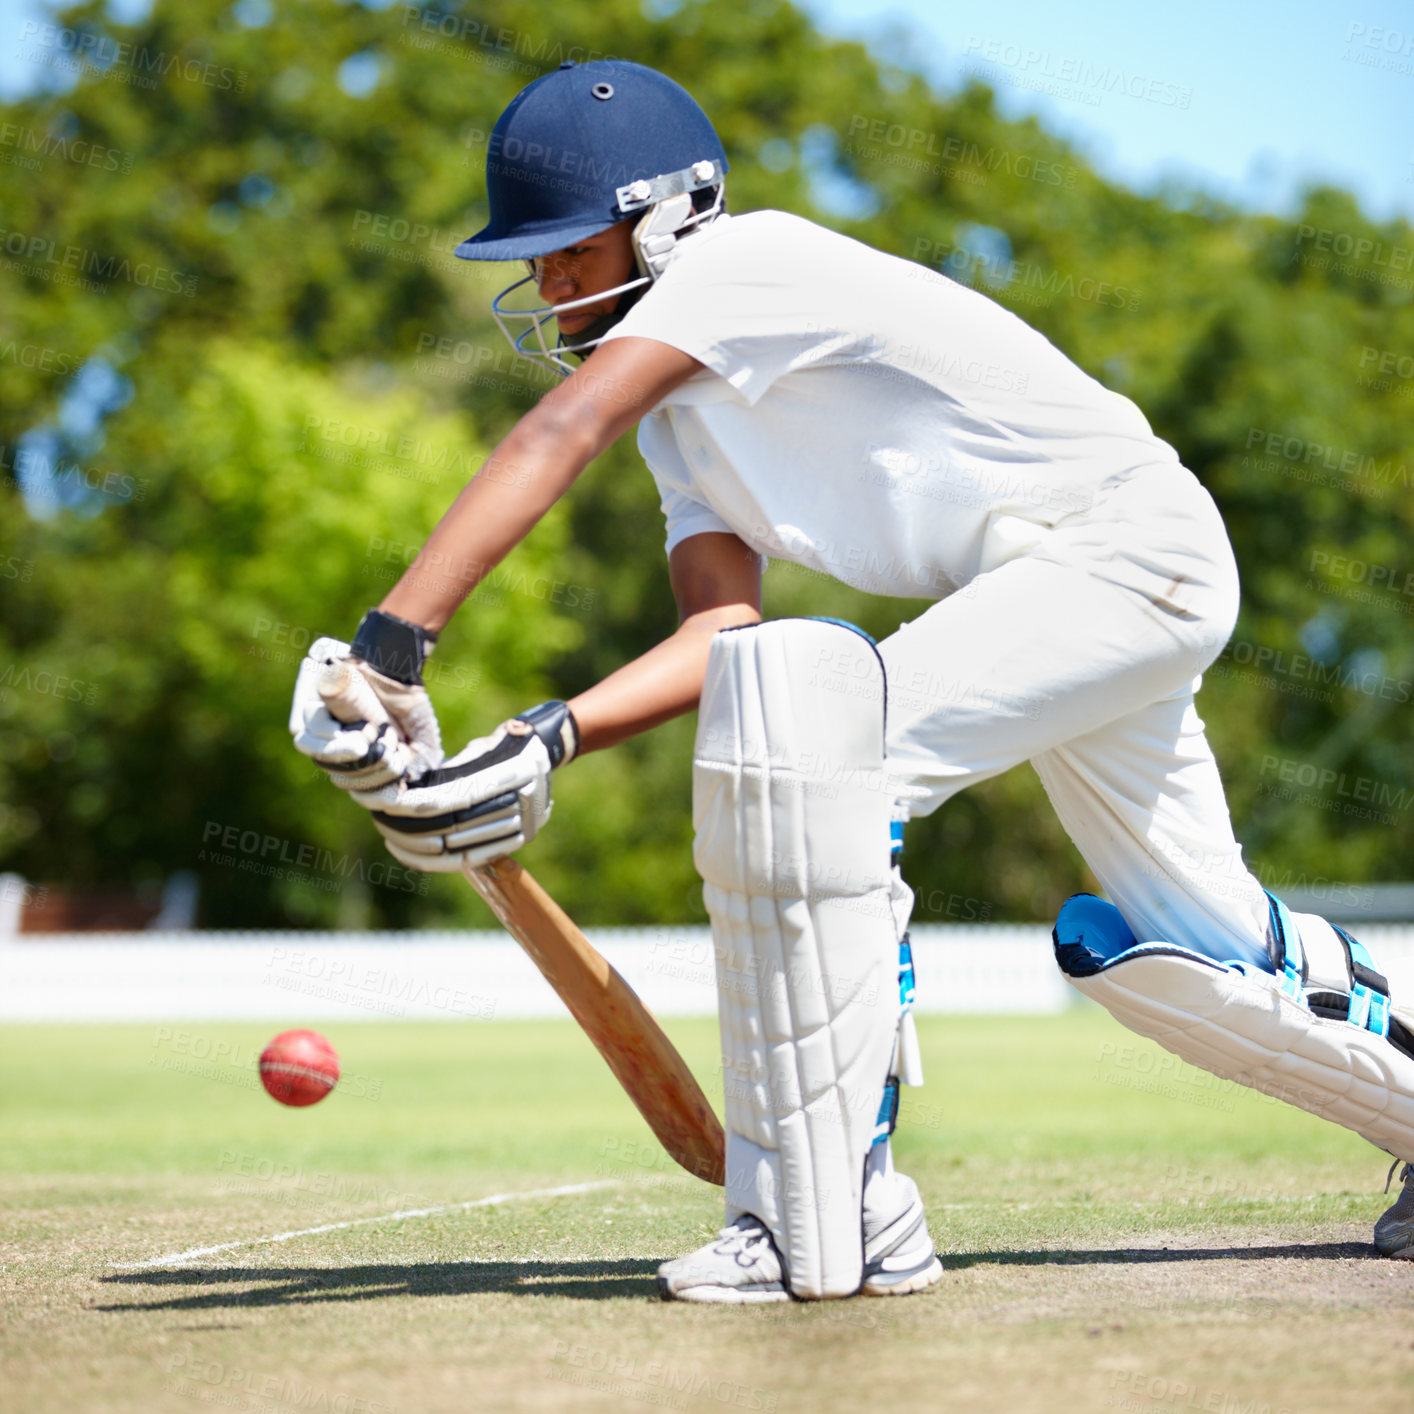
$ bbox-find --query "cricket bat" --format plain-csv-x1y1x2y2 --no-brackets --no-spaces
463,856,725,1186
315,658,726,1185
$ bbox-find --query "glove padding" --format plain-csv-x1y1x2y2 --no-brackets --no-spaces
355,701,579,872
290,636,443,791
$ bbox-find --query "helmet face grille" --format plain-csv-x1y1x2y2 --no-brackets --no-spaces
490,270,652,378
455,60,728,263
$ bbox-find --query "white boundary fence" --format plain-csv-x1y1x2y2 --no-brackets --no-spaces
4,924,1414,1022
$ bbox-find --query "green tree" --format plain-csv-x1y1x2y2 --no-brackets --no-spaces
1,0,1409,927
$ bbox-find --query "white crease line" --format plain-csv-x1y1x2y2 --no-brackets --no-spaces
110,1179,616,1270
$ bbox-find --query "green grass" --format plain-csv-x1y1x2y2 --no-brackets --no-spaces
2,1012,1411,1414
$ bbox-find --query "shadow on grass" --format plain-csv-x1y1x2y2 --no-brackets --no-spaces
945,1240,1375,1268
97,1258,660,1311
97,1242,1378,1312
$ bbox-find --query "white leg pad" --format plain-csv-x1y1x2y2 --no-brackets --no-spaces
1056,895,1414,1161
695,619,900,1299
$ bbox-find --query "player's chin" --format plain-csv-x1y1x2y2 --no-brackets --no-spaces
556,305,613,337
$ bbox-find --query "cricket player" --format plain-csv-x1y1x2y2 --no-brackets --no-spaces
290,60,1414,1299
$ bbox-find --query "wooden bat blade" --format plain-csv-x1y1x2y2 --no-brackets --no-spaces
465,857,725,1186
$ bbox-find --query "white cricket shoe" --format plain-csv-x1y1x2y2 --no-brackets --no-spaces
656,1214,790,1304
861,1170,944,1297
657,1173,943,1302
1375,1161,1414,1259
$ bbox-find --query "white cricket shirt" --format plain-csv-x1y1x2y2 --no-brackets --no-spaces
601,210,1184,600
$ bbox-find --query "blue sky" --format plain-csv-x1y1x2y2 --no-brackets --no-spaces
3,0,1411,223
802,0,1414,223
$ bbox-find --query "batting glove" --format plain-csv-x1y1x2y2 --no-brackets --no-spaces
354,701,579,872
290,610,444,791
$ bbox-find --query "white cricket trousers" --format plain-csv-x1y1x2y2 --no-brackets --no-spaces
879,463,1272,966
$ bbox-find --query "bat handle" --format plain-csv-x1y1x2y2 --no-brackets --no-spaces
318,658,390,728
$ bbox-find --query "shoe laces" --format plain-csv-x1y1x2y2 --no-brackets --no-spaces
1383,1158,1413,1194
713,1215,773,1259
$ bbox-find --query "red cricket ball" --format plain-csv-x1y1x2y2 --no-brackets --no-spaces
258,1029,340,1107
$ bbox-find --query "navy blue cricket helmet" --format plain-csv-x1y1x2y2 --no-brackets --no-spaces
456,60,728,262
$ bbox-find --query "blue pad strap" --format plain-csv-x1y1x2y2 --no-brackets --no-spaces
898,933,916,1010
872,1078,899,1146
869,935,917,1148
1336,926,1392,1038
1265,892,1305,1001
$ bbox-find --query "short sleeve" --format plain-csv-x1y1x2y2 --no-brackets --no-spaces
660,487,734,556
635,411,734,556
602,212,868,406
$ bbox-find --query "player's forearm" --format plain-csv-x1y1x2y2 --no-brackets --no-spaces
379,415,597,632
568,604,761,753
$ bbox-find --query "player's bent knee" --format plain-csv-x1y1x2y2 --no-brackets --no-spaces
1052,892,1414,1162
